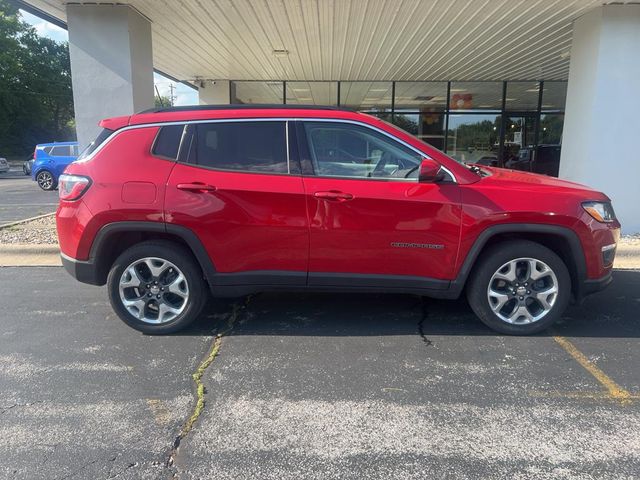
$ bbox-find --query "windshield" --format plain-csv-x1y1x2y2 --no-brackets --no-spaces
76,128,114,161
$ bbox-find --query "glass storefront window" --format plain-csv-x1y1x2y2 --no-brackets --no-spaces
446,114,502,165
502,115,537,167
392,113,445,150
541,82,568,111
286,82,338,105
539,114,564,144
231,81,283,104
340,82,392,111
449,82,502,111
393,82,447,111
505,82,540,111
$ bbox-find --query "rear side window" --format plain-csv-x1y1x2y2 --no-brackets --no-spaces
152,124,184,160
187,121,288,174
50,146,71,156
77,128,114,161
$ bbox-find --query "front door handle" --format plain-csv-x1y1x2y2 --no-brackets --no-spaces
313,190,354,201
176,182,217,193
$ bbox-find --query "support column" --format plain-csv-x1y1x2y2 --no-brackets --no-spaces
560,5,640,232
198,80,230,105
67,5,154,149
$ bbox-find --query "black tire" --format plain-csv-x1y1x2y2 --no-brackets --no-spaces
466,240,571,335
36,170,56,190
107,240,208,334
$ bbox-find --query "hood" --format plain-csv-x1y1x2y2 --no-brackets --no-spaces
479,166,609,200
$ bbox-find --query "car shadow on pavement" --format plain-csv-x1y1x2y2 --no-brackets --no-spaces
181,269,640,339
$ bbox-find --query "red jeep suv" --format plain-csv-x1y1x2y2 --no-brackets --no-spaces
56,105,620,335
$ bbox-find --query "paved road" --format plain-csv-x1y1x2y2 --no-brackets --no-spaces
1,267,639,479
0,169,58,225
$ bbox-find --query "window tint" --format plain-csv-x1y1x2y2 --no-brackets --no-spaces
189,121,288,174
153,124,184,160
50,145,71,156
303,122,423,179
43,146,53,154
77,128,114,161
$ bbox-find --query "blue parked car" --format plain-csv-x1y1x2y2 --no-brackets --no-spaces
32,141,79,190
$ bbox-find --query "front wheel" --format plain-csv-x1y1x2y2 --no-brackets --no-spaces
466,240,571,335
107,241,208,334
36,170,56,190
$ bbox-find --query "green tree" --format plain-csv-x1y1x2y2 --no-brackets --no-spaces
0,0,75,158
155,95,170,108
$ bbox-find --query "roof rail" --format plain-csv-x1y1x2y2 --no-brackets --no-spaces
138,104,353,114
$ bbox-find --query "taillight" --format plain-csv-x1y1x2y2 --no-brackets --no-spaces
59,174,92,201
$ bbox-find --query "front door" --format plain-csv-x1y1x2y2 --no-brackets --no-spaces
165,120,308,286
297,120,462,288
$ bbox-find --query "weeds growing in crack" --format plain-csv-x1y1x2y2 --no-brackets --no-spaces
167,295,253,466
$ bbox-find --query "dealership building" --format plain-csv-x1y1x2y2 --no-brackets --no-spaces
18,0,640,231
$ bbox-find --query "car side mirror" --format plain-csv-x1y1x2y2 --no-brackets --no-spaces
418,158,446,183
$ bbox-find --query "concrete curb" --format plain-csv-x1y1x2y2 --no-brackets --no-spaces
0,212,56,230
0,244,61,267
0,244,60,255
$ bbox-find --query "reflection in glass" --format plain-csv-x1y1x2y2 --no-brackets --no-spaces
231,81,283,104
446,114,501,165
505,82,540,111
340,82,392,111
286,82,338,105
502,115,537,169
393,82,447,111
540,114,564,145
541,82,568,111
449,82,502,111
393,113,445,150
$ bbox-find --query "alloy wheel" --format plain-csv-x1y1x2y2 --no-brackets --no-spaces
118,257,189,324
486,257,558,325
37,171,53,189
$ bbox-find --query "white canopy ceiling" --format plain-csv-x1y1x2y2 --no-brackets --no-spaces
24,0,614,82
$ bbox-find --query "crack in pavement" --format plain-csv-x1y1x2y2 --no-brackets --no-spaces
417,297,434,347
1,400,42,414
166,296,253,470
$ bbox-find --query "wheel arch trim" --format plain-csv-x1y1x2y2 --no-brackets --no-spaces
452,223,587,297
88,221,217,286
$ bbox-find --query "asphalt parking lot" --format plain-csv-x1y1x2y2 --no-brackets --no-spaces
2,266,640,479
0,169,58,225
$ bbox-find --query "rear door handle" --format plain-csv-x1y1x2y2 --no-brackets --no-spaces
176,182,217,193
313,190,354,201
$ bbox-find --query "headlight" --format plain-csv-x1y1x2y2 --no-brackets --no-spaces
582,201,616,223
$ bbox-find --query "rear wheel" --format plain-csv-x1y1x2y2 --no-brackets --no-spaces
466,240,571,335
36,170,56,190
107,241,208,334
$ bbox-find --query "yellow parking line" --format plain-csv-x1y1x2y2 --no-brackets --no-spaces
553,335,632,405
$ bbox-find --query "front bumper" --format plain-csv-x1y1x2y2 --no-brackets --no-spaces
578,270,613,301
61,253,103,286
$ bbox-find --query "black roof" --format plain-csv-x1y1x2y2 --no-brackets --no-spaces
140,104,352,114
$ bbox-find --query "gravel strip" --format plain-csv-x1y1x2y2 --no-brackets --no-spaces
0,215,58,245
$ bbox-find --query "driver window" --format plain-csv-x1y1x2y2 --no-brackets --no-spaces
303,122,423,180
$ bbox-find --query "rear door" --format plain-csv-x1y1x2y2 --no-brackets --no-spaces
49,145,74,177
165,120,309,287
298,120,462,288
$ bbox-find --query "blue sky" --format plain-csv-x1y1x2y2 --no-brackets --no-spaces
19,10,198,106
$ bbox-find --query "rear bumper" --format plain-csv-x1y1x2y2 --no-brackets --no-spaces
61,253,103,286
